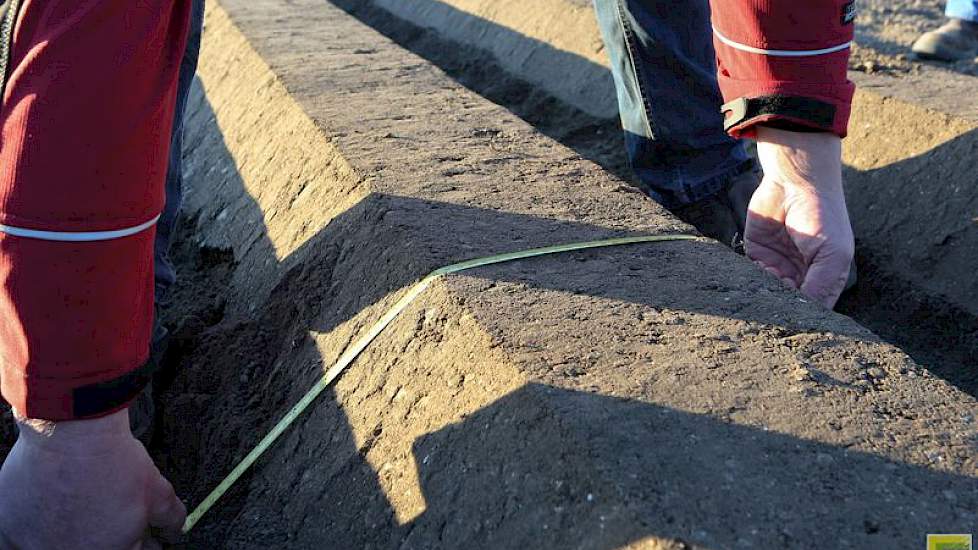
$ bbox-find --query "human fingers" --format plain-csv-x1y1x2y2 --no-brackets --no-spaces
146,472,187,537
799,245,852,308
747,238,804,286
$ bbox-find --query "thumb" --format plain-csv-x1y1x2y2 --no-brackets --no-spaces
799,246,852,309
146,472,187,536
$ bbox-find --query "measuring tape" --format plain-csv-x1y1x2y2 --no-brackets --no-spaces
182,233,698,532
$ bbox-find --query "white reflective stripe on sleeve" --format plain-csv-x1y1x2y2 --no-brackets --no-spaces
712,27,852,57
0,214,160,242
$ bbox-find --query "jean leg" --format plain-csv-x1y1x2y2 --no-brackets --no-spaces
152,0,205,345
593,0,751,208
946,0,978,21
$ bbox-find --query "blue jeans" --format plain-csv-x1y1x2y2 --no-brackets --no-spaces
152,0,205,346
947,0,978,21
593,0,752,208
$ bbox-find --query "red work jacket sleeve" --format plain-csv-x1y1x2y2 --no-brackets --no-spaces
0,0,191,420
709,0,856,138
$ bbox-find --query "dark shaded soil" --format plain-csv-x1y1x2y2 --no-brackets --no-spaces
836,253,978,395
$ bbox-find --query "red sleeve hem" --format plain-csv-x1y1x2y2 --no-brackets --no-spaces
0,232,155,421
719,79,855,138
709,0,856,138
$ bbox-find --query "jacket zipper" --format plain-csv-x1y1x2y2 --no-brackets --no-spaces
0,0,23,108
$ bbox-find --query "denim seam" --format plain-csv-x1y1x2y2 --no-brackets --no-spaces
681,158,755,206
614,0,655,138
672,166,689,204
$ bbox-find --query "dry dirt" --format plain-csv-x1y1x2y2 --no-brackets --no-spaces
850,0,978,76
171,0,975,547
1,1,977,549
330,0,978,405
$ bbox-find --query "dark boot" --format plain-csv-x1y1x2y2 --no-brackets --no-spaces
672,165,762,253
912,18,978,61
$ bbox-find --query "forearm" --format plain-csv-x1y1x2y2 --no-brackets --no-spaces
747,128,854,309
754,127,843,195
1,408,188,548
14,409,132,455
708,0,856,138
0,0,192,421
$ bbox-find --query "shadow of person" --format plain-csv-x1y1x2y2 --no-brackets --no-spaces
403,383,977,549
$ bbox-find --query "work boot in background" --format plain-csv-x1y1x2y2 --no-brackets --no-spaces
912,18,978,61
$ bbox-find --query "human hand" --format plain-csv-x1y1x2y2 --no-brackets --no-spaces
0,409,185,550
746,127,855,309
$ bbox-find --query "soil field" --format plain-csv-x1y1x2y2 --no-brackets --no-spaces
170,0,974,547
851,0,978,77
1,1,976,549
330,0,978,404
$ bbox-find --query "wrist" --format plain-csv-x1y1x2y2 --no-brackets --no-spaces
14,408,133,455
755,126,843,195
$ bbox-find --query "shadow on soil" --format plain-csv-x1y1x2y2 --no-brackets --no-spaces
328,0,632,181
149,75,978,548
205,383,978,549
0,3,974,547
838,127,978,396
327,0,978,398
